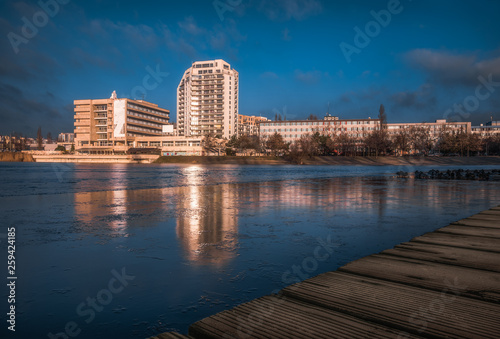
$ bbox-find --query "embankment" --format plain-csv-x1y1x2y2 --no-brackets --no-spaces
0,152,35,162
155,155,500,166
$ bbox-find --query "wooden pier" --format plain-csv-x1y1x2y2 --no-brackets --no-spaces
151,206,500,339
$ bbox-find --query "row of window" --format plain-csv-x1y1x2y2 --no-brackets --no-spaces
262,120,378,127
281,133,367,139
127,125,161,134
127,104,169,117
127,111,169,123
263,127,376,133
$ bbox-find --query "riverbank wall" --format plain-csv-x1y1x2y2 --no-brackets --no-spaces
31,154,159,164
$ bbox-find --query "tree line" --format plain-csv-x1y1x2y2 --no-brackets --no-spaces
219,105,500,161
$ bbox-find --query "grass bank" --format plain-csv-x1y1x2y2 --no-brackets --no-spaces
154,155,500,166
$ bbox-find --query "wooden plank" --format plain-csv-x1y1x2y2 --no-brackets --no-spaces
452,219,500,228
338,253,500,303
478,210,500,216
381,241,500,272
189,295,424,339
282,271,500,339
461,214,500,222
436,225,500,238
411,232,500,253
149,333,193,339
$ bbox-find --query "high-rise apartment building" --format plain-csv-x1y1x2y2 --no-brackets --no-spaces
74,91,170,153
177,59,239,139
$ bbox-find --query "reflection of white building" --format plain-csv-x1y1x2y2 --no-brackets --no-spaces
174,167,238,266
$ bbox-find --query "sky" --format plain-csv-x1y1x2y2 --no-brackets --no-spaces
1,0,500,137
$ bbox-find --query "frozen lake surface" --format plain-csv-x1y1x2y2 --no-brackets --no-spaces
1,162,500,338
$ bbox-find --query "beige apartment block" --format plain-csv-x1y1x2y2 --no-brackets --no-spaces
386,119,471,142
259,118,381,143
177,59,239,139
238,115,269,136
260,117,472,144
132,135,204,156
472,121,500,137
74,91,170,154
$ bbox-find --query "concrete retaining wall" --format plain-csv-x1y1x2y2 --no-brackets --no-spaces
32,155,159,164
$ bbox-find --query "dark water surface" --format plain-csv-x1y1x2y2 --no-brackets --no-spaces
1,162,499,338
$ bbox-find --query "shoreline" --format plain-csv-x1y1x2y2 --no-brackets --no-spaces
2,153,500,167
154,155,500,166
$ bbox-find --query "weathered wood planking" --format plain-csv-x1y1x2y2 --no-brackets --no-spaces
461,214,500,222
338,253,500,303
149,333,193,339
436,224,500,238
477,209,500,215
382,242,500,272
189,295,425,339
281,271,500,339
411,232,500,252
151,205,500,339
452,219,500,228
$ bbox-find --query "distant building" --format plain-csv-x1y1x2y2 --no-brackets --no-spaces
260,118,380,143
387,119,471,142
472,121,500,137
58,133,74,143
260,118,471,144
238,115,269,136
177,59,239,139
74,91,171,154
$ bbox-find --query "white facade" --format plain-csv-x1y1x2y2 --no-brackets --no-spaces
177,59,239,139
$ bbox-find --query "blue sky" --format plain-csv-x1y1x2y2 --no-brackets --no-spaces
1,0,500,137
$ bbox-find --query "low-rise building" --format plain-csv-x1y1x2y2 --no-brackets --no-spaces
74,91,171,154
259,117,380,143
472,121,500,137
260,117,472,144
238,115,269,136
387,119,471,142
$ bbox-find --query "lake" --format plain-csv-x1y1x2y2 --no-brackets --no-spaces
1,162,500,338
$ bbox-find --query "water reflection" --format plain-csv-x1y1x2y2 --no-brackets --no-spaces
175,166,238,266
73,170,499,266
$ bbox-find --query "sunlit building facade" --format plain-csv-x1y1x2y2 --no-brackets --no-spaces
260,118,381,143
74,91,171,154
177,59,239,139
238,115,269,136
472,121,500,137
260,117,472,143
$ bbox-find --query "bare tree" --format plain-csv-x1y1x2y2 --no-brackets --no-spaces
37,127,43,150
393,128,410,156
266,132,288,156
